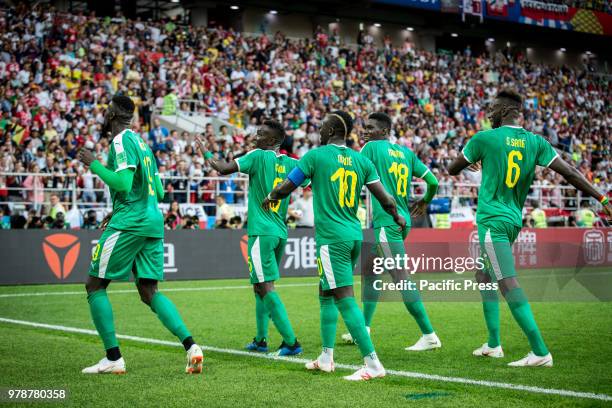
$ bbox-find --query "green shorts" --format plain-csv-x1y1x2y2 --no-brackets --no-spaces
247,235,286,284
317,240,361,290
477,221,521,281
374,225,409,258
88,227,164,281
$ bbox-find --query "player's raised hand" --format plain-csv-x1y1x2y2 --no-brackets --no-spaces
194,136,210,159
410,199,428,217
77,148,96,167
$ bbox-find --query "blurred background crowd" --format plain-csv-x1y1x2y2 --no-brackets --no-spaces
0,4,609,229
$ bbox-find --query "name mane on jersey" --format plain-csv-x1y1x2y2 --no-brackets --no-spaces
388,148,405,159
275,163,286,174
337,154,353,166
506,137,526,148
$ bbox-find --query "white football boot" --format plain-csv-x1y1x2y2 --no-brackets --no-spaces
405,333,442,351
343,364,386,381
341,326,370,344
305,355,335,373
473,343,504,358
508,351,553,367
185,344,204,374
82,357,126,374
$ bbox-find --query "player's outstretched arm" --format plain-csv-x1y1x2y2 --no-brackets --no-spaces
195,136,238,175
367,181,407,231
77,148,134,193
548,157,612,219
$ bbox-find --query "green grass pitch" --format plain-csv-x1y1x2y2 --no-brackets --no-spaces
0,276,611,407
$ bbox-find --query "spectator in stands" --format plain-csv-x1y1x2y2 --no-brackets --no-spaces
164,200,182,230
288,187,314,228
215,195,235,228
149,118,169,152
82,210,99,230
23,163,44,212
47,193,66,220
528,200,548,228
576,200,596,227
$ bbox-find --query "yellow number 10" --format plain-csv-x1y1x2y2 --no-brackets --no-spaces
505,150,523,189
330,168,357,208
388,162,409,197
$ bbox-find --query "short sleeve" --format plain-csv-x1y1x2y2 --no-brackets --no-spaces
535,135,559,167
289,158,310,187
235,149,262,175
297,150,316,178
363,157,380,185
409,149,429,178
112,132,138,172
462,133,483,164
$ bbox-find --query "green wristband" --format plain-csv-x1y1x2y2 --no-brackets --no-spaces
204,151,214,160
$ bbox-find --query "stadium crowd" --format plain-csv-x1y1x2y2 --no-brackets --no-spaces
0,4,610,229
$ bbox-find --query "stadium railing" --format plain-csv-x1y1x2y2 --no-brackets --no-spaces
0,173,589,219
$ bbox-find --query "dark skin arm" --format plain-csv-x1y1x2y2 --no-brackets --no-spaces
549,157,612,219
195,136,238,175
448,155,480,175
262,178,297,210
366,181,407,231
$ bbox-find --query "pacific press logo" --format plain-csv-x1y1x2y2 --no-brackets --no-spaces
42,233,80,280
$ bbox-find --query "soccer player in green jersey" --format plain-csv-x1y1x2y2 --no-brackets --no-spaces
264,111,407,381
449,88,612,367
77,96,203,374
195,120,304,356
340,112,441,351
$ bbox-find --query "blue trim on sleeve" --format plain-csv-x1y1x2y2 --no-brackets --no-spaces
287,167,306,186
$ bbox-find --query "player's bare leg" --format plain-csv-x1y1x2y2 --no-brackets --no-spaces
136,279,203,374
82,276,126,374
499,277,552,367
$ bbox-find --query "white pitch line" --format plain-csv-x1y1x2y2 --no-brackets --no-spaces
0,282,320,299
0,317,610,402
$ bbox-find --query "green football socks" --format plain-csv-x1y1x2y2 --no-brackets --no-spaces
88,289,119,350
505,287,549,356
150,292,191,342
263,291,297,346
480,289,501,348
400,288,434,335
255,293,269,342
319,296,338,349
336,297,375,357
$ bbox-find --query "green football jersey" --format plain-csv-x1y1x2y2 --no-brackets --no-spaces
298,144,380,244
462,126,558,228
236,149,302,238
106,129,164,238
361,140,429,228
